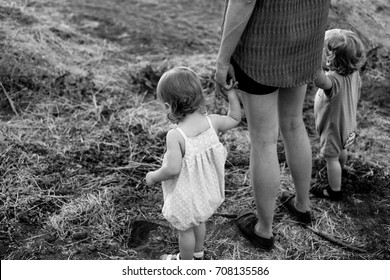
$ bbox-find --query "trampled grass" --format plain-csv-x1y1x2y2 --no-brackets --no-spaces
0,0,389,260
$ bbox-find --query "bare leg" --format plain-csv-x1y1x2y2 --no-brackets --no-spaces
178,228,195,260
278,85,311,212
339,149,347,169
193,222,206,253
240,90,279,239
325,156,342,192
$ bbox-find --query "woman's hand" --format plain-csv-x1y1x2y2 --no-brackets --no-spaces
215,61,236,98
216,61,235,88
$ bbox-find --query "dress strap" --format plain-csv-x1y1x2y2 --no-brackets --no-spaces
175,127,187,140
205,115,215,131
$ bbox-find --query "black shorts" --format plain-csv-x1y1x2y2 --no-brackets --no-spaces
231,58,278,95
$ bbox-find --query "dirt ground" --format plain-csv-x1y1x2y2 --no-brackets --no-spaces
0,0,389,260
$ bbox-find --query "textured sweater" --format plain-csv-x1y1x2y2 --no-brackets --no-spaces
230,0,330,88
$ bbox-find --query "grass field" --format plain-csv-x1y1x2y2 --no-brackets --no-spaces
0,0,389,260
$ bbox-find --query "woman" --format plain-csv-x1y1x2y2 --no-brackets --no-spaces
215,0,330,250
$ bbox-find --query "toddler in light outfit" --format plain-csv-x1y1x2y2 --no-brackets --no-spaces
312,29,365,201
146,67,241,260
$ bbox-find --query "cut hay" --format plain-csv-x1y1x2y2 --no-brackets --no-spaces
1,0,389,261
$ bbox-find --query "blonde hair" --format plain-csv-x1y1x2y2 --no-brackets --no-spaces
156,67,206,123
324,29,365,76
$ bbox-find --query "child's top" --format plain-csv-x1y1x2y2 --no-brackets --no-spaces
161,116,227,231
314,71,362,157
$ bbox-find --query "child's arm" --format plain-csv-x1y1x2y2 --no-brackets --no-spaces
314,70,333,96
145,130,182,186
210,88,241,131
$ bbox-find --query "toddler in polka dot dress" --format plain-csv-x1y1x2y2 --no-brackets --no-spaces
146,67,241,260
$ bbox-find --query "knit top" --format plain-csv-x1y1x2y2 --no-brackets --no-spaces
230,0,330,88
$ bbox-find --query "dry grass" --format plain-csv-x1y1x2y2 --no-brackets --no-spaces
0,0,389,260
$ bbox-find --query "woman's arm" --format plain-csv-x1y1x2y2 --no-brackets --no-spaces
145,130,182,185
216,0,257,88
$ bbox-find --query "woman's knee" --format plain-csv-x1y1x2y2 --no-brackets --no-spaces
250,128,278,150
279,117,305,135
278,86,306,135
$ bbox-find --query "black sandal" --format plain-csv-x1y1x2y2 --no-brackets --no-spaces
311,185,343,201
236,209,274,251
279,193,312,225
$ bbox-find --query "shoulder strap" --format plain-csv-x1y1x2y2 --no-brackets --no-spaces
175,127,187,140
205,115,215,131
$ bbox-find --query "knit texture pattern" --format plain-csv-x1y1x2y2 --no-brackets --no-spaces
231,0,330,88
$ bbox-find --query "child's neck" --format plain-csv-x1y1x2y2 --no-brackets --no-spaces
179,110,203,124
177,110,208,137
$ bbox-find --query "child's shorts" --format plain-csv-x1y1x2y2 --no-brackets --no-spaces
320,132,356,158
231,58,278,95
320,141,343,158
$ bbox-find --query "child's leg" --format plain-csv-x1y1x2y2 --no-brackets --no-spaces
193,222,206,258
325,156,342,192
178,227,195,260
339,149,347,169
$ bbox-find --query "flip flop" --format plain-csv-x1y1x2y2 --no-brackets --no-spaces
236,209,274,251
280,193,312,225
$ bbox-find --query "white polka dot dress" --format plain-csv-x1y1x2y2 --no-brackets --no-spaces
162,116,227,231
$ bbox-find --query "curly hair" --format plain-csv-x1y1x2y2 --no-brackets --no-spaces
156,67,206,123
324,29,365,76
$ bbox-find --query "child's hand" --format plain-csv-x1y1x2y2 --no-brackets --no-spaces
223,79,238,91
145,172,155,186
219,79,238,100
